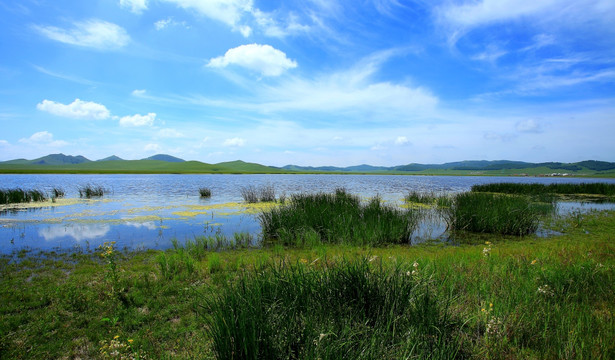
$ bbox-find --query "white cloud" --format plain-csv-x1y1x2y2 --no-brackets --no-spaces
253,10,310,37
207,44,297,77
394,136,409,145
161,0,253,36
516,119,542,133
120,113,156,127
37,99,111,120
0,140,9,146
19,131,68,147
223,137,246,147
157,128,184,138
145,143,160,152
34,19,130,50
131,89,147,96
154,17,190,31
120,0,148,14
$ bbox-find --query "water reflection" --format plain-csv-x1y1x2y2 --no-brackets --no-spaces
39,224,111,241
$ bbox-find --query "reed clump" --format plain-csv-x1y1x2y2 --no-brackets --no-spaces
78,185,106,198
0,188,47,204
51,187,65,199
260,189,418,246
445,192,552,236
240,184,276,203
198,187,212,198
200,258,461,360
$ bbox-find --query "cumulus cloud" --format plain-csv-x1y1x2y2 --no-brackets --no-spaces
119,113,156,127
19,131,68,147
119,0,148,14
0,140,9,146
39,224,110,241
37,99,111,120
207,44,297,76
223,137,246,147
161,0,253,36
34,19,130,50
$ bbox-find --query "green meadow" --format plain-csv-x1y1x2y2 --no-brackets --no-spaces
1,186,614,359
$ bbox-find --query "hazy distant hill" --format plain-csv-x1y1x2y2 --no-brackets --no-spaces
142,154,185,162
0,154,613,175
97,155,124,162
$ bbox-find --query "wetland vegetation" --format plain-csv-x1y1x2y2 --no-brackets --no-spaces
1,182,615,359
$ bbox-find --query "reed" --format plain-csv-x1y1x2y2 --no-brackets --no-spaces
260,189,418,246
472,182,615,196
405,190,438,204
51,187,65,199
0,188,47,204
198,187,212,198
240,184,277,203
445,192,551,236
78,185,105,198
199,258,462,360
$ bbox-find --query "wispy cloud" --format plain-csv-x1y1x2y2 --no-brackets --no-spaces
160,0,254,36
32,65,98,85
119,0,148,14
223,137,246,147
34,19,130,50
19,131,68,147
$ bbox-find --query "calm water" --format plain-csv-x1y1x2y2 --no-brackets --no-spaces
1,174,614,253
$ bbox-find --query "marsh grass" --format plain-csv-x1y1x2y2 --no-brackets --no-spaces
199,258,463,360
445,192,554,236
51,187,65,199
199,187,212,198
260,189,418,246
78,184,106,198
405,190,439,204
1,210,614,359
240,184,276,203
0,188,47,204
472,182,615,197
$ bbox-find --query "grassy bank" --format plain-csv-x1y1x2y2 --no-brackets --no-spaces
1,210,614,359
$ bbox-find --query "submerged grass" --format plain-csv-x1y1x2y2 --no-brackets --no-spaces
0,188,47,204
1,210,614,359
78,185,106,198
260,189,418,246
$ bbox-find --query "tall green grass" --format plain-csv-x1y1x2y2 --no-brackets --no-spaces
472,182,615,196
199,258,463,360
0,188,47,204
260,189,418,246
445,192,553,236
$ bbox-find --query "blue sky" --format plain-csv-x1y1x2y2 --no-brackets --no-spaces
1,0,614,166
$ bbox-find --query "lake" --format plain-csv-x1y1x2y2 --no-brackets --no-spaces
1,174,614,254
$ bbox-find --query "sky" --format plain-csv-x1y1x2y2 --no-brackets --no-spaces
1,0,614,167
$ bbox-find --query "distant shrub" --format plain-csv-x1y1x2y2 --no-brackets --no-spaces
199,187,212,198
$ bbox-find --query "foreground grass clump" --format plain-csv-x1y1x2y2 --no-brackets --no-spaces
446,192,553,236
472,182,615,197
78,185,106,198
200,258,462,359
260,189,418,246
0,188,47,204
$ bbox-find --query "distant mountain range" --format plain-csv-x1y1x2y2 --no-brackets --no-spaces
0,154,614,176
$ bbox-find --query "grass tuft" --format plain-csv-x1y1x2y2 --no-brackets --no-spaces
198,187,212,198
260,189,418,246
0,188,47,204
240,184,276,203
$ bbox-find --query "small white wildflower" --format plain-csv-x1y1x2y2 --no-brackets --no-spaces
537,284,554,297
413,261,419,269
486,317,503,337
482,247,491,256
